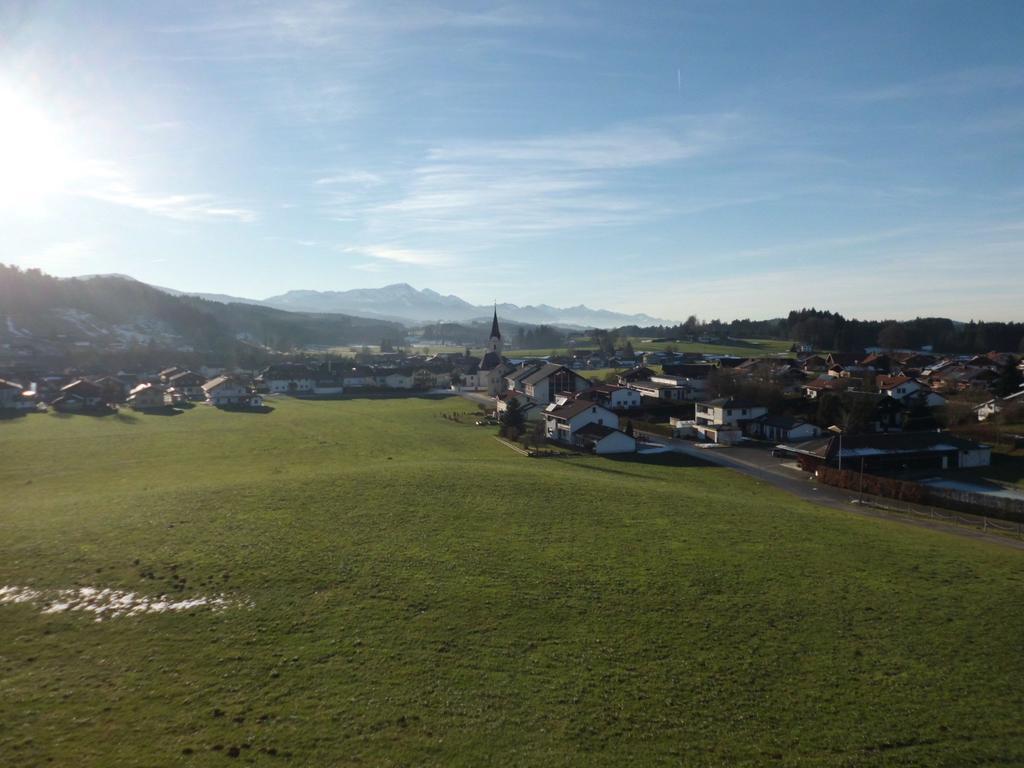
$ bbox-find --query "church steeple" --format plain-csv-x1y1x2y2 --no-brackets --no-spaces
489,305,501,340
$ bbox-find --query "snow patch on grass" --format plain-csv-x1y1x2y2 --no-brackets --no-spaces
0,585,249,621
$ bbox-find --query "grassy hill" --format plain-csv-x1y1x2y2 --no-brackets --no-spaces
2,398,1023,766
0,265,405,358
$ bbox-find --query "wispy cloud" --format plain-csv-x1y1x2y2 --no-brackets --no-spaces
342,244,455,266
73,161,257,223
320,115,748,243
176,1,552,51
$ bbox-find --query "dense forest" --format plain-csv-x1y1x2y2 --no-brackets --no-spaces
0,265,405,365
619,309,1024,354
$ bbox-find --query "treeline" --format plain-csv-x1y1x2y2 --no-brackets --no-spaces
617,307,1024,353
515,324,565,349
784,309,1024,353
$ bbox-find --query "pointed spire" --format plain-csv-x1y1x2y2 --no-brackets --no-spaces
490,304,501,339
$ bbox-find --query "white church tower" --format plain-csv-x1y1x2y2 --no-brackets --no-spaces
479,306,506,396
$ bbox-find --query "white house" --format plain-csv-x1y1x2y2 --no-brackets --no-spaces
627,379,689,401
544,400,619,444
585,385,643,410
573,423,638,454
877,375,923,402
127,382,167,410
202,376,263,408
260,364,315,394
695,398,767,427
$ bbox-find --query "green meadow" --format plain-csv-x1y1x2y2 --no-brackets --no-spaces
2,397,1023,766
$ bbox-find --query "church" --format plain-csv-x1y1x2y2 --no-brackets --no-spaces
478,308,512,396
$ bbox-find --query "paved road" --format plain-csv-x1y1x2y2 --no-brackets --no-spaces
637,432,1024,551
458,391,496,407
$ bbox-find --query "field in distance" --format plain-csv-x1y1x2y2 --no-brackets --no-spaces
2,397,1023,766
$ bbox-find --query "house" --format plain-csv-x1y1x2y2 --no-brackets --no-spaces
858,353,894,374
0,378,24,410
544,400,619,444
51,379,106,411
800,354,830,373
579,385,643,411
515,363,591,405
572,423,638,454
158,366,185,384
876,375,923,402
784,432,991,472
627,378,690,401
695,398,767,428
378,368,414,390
259,364,314,394
202,376,263,408
617,366,656,385
974,389,1024,421
928,365,999,393
93,376,129,404
804,377,850,399
342,365,375,388
744,414,824,443
312,362,345,395
127,382,167,410
166,370,208,400
496,390,542,422
688,398,768,444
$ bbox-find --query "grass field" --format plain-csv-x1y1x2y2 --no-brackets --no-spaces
3,397,1024,766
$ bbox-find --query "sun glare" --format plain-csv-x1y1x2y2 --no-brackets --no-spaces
0,85,75,210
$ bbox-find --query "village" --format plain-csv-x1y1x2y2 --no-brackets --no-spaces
2,309,1022,520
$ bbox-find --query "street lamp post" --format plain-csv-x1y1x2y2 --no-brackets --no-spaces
828,424,844,472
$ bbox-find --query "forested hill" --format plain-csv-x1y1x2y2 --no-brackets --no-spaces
0,265,405,361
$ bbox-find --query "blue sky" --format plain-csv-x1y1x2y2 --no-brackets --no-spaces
1,1,1022,322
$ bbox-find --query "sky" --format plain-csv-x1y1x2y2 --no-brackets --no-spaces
1,0,1022,323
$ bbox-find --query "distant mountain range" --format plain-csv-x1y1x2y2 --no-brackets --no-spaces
157,282,665,328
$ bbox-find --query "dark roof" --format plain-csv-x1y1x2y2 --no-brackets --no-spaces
169,370,207,384
545,399,612,421
489,308,501,340
618,366,655,382
877,375,914,389
480,351,503,370
506,364,543,384
661,363,715,378
786,431,988,460
60,379,103,396
521,363,582,387
575,423,623,440
753,414,809,429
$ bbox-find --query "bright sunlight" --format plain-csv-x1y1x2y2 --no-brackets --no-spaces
0,84,75,210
